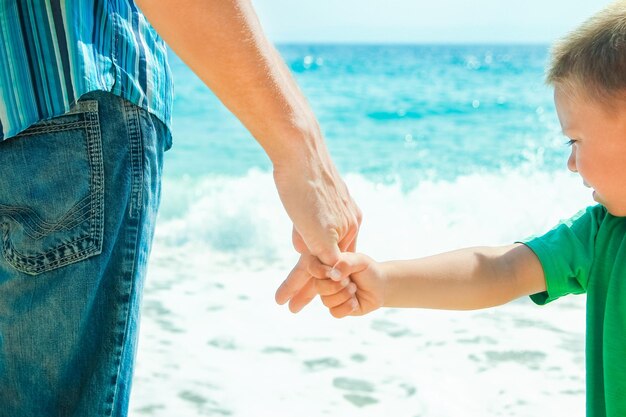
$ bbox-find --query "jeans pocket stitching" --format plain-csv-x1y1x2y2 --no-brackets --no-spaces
17,120,90,137
0,195,93,239
85,105,105,247
2,231,101,273
1,106,105,275
124,101,143,219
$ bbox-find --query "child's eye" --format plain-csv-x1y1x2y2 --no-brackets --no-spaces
566,139,576,146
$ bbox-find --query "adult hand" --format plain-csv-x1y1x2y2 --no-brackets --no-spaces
272,144,362,311
136,0,361,306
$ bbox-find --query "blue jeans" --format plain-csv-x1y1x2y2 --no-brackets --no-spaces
0,91,170,416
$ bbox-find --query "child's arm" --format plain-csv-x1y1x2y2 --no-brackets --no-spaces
313,243,546,318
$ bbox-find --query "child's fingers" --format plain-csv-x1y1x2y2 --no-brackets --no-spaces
329,297,360,318
328,252,370,281
306,255,332,279
320,283,357,309
314,277,350,296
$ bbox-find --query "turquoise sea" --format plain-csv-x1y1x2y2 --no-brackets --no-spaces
130,45,591,417
165,44,563,183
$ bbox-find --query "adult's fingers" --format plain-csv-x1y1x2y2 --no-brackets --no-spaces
343,204,362,253
291,227,308,254
314,242,343,272
327,252,370,282
345,229,358,253
306,255,331,279
338,222,357,253
288,277,318,313
275,255,310,305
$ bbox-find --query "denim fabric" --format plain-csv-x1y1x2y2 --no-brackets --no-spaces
0,91,169,417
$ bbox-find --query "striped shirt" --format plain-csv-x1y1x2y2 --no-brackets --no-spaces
0,0,173,141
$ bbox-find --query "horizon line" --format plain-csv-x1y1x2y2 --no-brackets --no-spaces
272,41,552,46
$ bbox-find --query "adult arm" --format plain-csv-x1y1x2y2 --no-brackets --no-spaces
135,0,361,278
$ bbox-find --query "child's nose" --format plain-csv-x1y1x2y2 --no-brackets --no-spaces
567,148,577,173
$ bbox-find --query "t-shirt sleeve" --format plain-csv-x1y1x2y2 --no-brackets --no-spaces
519,205,605,305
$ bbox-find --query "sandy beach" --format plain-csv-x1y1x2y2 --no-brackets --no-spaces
129,172,588,417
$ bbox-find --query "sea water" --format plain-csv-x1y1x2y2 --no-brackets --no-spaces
129,45,591,417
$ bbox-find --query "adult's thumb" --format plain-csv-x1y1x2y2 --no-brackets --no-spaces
314,243,342,270
327,252,368,281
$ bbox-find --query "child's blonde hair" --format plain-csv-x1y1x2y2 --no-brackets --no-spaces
547,0,626,101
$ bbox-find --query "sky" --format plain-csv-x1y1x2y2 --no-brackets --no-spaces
253,0,614,44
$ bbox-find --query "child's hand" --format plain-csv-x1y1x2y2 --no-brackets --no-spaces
310,253,386,318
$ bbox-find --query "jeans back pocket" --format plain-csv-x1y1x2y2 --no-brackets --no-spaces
0,100,105,275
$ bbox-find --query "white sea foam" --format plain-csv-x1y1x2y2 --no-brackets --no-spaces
153,168,592,266
130,169,590,417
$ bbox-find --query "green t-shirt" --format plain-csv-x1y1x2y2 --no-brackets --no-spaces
523,204,626,417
